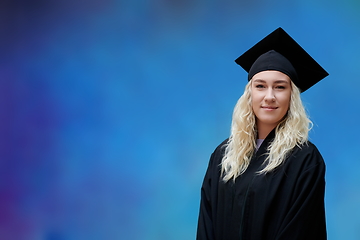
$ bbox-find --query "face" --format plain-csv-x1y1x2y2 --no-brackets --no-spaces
251,70,292,131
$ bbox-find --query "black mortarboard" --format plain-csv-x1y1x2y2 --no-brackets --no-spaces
235,27,329,92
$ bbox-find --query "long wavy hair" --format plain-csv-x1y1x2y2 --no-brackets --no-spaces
221,80,312,182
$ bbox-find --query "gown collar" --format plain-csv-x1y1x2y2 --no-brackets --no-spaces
255,128,276,157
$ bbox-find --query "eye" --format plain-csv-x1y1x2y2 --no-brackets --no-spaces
275,85,286,89
255,84,265,88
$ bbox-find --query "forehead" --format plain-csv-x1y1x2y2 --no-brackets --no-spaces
252,70,291,83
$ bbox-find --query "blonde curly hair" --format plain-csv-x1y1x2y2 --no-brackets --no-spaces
221,80,312,182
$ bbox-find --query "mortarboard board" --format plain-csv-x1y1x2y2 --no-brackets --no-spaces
235,27,329,92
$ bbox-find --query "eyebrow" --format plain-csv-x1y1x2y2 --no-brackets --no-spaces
253,79,290,84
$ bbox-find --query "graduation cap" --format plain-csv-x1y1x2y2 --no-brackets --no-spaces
235,27,329,92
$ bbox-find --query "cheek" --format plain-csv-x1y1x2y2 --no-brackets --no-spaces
251,96,259,111
250,92,261,104
281,95,291,110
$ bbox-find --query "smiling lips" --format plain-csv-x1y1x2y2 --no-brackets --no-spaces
261,106,278,110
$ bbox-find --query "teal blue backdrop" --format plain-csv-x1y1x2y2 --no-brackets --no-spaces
1,0,359,239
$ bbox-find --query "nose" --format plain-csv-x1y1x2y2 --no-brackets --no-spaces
264,89,275,102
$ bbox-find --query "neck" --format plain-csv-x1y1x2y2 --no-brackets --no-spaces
256,123,276,139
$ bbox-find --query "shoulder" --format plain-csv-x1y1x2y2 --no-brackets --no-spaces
288,140,325,172
213,138,229,153
212,138,228,157
207,139,228,168
295,141,322,155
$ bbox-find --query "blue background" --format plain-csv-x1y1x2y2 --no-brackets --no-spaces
1,0,359,239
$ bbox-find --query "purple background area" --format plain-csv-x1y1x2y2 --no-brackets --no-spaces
1,0,359,239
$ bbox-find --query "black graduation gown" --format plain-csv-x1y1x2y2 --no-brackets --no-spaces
197,130,326,240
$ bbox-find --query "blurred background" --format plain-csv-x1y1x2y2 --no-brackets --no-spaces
0,0,359,239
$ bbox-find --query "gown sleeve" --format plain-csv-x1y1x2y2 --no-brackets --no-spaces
196,141,225,240
276,146,327,240
196,151,216,240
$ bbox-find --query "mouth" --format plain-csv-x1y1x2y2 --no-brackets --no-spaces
261,106,278,110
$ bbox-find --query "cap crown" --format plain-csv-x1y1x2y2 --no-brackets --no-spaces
235,27,329,92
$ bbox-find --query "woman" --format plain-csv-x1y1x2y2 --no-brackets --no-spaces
197,28,329,240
